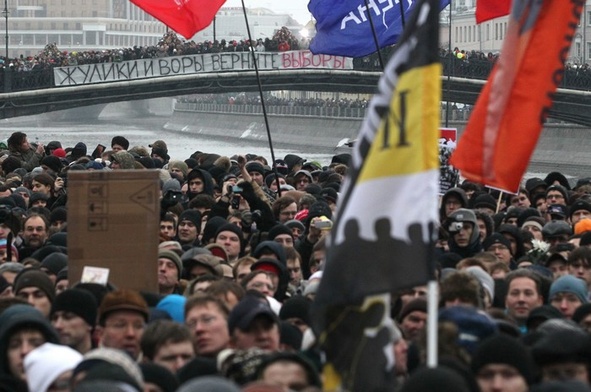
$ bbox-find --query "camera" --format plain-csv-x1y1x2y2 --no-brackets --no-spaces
163,190,183,204
447,221,464,233
314,216,333,230
231,195,241,210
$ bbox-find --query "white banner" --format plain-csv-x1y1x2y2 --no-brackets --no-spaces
53,50,354,86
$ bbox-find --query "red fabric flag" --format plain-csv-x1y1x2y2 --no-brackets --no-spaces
450,0,583,193
130,0,226,39
475,0,511,23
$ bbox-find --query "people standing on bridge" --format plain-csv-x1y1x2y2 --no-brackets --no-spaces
6,132,45,172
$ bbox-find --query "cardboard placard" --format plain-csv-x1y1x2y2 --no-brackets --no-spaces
68,170,160,292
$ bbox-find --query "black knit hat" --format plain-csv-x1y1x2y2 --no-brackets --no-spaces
40,252,68,275
482,233,512,254
178,210,202,232
279,296,311,325
399,366,470,392
139,363,179,392
51,288,98,327
471,334,535,385
267,224,293,241
245,161,265,176
40,155,63,174
215,223,243,243
397,298,427,322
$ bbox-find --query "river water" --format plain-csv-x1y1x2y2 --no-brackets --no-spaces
0,105,341,166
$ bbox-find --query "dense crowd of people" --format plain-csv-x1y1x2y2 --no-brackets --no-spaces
0,130,590,391
179,94,370,110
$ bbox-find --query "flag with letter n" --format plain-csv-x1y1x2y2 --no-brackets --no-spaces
310,0,441,390
130,0,226,39
308,0,450,58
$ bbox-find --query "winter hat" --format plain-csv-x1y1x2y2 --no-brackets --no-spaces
161,178,181,195
267,224,293,241
532,328,591,366
245,161,265,176
13,268,55,302
158,249,183,280
178,210,202,232
41,253,68,275
24,343,82,392
51,288,98,328
573,303,591,324
542,220,572,238
111,151,135,169
97,289,149,325
30,192,49,205
522,216,545,232
40,155,63,174
575,219,591,235
284,219,305,233
465,266,495,301
570,199,591,219
71,142,87,159
471,334,535,385
168,160,189,179
177,357,217,384
439,306,497,354
279,296,311,325
138,157,155,169
52,148,66,158
549,274,589,304
149,140,168,151
527,305,564,330
156,294,186,323
530,381,591,392
473,194,497,211
215,223,243,243
111,136,130,150
526,177,548,194
399,366,470,392
264,173,284,188
482,233,512,254
203,244,228,262
184,254,223,277
201,216,228,244
546,184,569,203
139,363,179,392
177,376,240,392
397,298,427,322
49,207,67,225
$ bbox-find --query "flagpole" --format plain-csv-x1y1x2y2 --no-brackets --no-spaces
363,0,385,70
426,279,439,367
239,0,282,196
445,2,452,127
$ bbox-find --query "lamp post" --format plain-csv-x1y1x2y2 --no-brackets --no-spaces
3,0,7,61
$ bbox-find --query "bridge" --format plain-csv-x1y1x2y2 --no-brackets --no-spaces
0,53,590,125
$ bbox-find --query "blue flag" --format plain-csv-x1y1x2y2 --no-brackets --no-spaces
309,0,450,58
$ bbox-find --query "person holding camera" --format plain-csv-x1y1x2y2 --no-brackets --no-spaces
6,132,45,172
445,208,483,259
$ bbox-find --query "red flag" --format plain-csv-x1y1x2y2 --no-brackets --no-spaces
130,0,226,39
475,0,511,23
450,0,583,193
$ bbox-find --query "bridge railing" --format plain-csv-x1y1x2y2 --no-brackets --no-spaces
0,54,590,93
175,101,475,121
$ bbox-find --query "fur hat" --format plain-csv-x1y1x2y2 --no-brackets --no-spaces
472,334,535,385
97,289,149,326
111,136,129,150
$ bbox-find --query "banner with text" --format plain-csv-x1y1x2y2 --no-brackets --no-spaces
53,50,353,86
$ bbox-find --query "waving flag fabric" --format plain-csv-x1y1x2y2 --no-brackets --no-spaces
476,0,511,23
130,0,226,39
450,0,583,193
310,0,440,390
308,0,450,58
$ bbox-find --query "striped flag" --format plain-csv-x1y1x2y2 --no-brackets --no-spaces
130,0,225,39
451,0,583,193
310,0,441,390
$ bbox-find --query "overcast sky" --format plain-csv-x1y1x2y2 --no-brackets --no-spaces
223,0,313,25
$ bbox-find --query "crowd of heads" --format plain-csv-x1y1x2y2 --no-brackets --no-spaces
2,128,591,390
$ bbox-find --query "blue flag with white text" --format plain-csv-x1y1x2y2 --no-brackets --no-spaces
309,0,450,58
